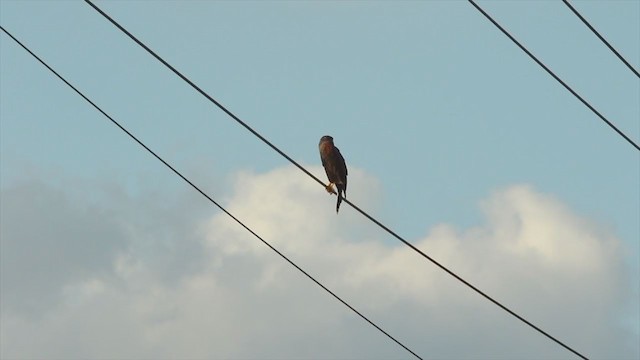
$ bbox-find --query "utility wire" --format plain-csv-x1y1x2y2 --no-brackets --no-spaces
562,0,640,78
0,26,422,360
468,0,639,152
83,1,589,358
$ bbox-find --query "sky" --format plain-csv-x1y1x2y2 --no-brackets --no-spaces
1,0,638,359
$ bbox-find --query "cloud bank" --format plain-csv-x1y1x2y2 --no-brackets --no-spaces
1,166,636,359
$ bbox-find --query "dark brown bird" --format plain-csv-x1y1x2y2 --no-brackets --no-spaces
319,135,348,213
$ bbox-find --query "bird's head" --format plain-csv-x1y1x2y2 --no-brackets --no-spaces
319,135,334,145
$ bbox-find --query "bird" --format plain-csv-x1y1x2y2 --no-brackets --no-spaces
318,135,348,213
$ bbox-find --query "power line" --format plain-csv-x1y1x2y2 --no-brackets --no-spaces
562,0,640,78
468,0,640,152
82,1,589,358
0,26,422,360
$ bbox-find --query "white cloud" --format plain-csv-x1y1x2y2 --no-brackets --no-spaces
1,167,637,359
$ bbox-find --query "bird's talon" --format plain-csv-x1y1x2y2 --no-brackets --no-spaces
325,183,336,195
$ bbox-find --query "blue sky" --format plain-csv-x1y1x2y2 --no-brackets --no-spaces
1,1,638,359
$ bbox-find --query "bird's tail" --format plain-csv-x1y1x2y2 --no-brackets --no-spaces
336,190,343,213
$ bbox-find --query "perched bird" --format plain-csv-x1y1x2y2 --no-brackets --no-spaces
318,135,348,213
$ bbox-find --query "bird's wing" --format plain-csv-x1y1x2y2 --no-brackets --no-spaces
335,147,348,178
